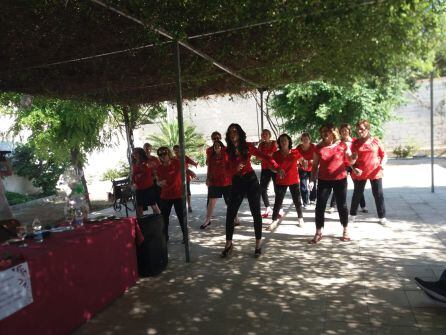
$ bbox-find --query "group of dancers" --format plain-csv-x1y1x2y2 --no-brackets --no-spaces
131,120,387,257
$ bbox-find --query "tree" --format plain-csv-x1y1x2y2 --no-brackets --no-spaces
147,120,206,157
0,93,113,208
11,144,69,196
109,104,166,166
269,79,406,140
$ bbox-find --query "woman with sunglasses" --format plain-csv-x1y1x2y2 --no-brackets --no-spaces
349,120,387,224
268,133,304,231
201,140,231,229
258,129,278,218
221,123,280,258
131,148,161,218
156,146,196,242
309,123,351,244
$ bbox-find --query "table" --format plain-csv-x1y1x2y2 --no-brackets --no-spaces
0,218,140,335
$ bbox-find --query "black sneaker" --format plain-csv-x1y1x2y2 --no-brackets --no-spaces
414,277,446,303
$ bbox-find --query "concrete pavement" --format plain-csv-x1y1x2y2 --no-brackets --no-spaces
74,160,446,335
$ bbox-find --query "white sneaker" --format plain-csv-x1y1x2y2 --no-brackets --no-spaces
349,215,357,223
297,218,304,227
326,207,335,214
378,218,388,225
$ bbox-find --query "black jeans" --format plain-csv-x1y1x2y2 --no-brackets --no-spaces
350,179,386,218
272,184,303,220
298,169,311,205
260,169,275,207
315,179,348,229
160,198,185,240
226,171,262,241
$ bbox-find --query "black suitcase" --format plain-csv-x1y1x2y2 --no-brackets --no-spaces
137,214,168,276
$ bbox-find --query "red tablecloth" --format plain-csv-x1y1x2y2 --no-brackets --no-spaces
0,217,140,335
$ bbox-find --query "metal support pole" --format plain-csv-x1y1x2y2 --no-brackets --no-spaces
173,41,191,262
430,72,435,193
259,89,264,132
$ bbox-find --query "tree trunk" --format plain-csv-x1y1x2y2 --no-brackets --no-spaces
123,106,135,174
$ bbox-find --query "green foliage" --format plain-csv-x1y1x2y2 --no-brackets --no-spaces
109,104,167,131
100,161,130,181
269,80,405,141
11,144,69,195
147,119,206,158
393,144,419,158
5,191,43,206
0,93,113,168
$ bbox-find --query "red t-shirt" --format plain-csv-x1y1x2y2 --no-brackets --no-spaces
296,143,316,172
174,155,196,182
207,152,231,187
258,141,278,170
351,137,385,180
132,162,154,190
315,142,348,180
273,149,302,186
227,142,279,177
156,159,182,199
147,155,161,179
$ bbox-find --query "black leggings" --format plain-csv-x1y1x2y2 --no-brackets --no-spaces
225,171,262,241
160,198,185,240
260,169,275,207
350,179,386,218
330,191,365,208
272,184,303,220
315,179,348,229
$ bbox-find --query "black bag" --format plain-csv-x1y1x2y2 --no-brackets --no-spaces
136,214,168,276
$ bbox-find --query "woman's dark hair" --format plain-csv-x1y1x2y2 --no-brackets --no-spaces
339,123,352,135
157,146,173,159
212,140,225,156
225,123,248,159
278,133,292,150
132,147,148,164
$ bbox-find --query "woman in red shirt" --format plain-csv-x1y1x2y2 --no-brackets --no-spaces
221,123,280,258
143,142,161,206
258,129,278,218
309,124,351,244
327,124,367,213
350,120,387,224
201,140,231,229
156,146,196,242
296,132,316,208
269,134,304,230
173,145,198,213
131,148,160,218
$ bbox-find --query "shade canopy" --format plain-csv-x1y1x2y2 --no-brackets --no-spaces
0,1,441,105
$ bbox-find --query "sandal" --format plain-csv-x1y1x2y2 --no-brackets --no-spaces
340,233,351,242
200,221,211,229
220,243,233,258
308,233,323,244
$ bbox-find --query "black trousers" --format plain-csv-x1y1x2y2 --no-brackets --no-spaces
260,169,275,207
160,198,185,240
272,183,303,220
226,171,262,241
315,178,348,229
330,191,365,208
350,178,386,218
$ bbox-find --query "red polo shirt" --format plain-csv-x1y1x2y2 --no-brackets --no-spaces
351,137,385,180
132,162,154,190
227,142,279,177
296,143,315,172
207,152,231,187
273,149,302,186
156,159,182,199
315,142,348,180
258,141,278,170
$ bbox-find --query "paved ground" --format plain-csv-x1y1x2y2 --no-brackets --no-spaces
66,160,446,335
6,159,446,334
